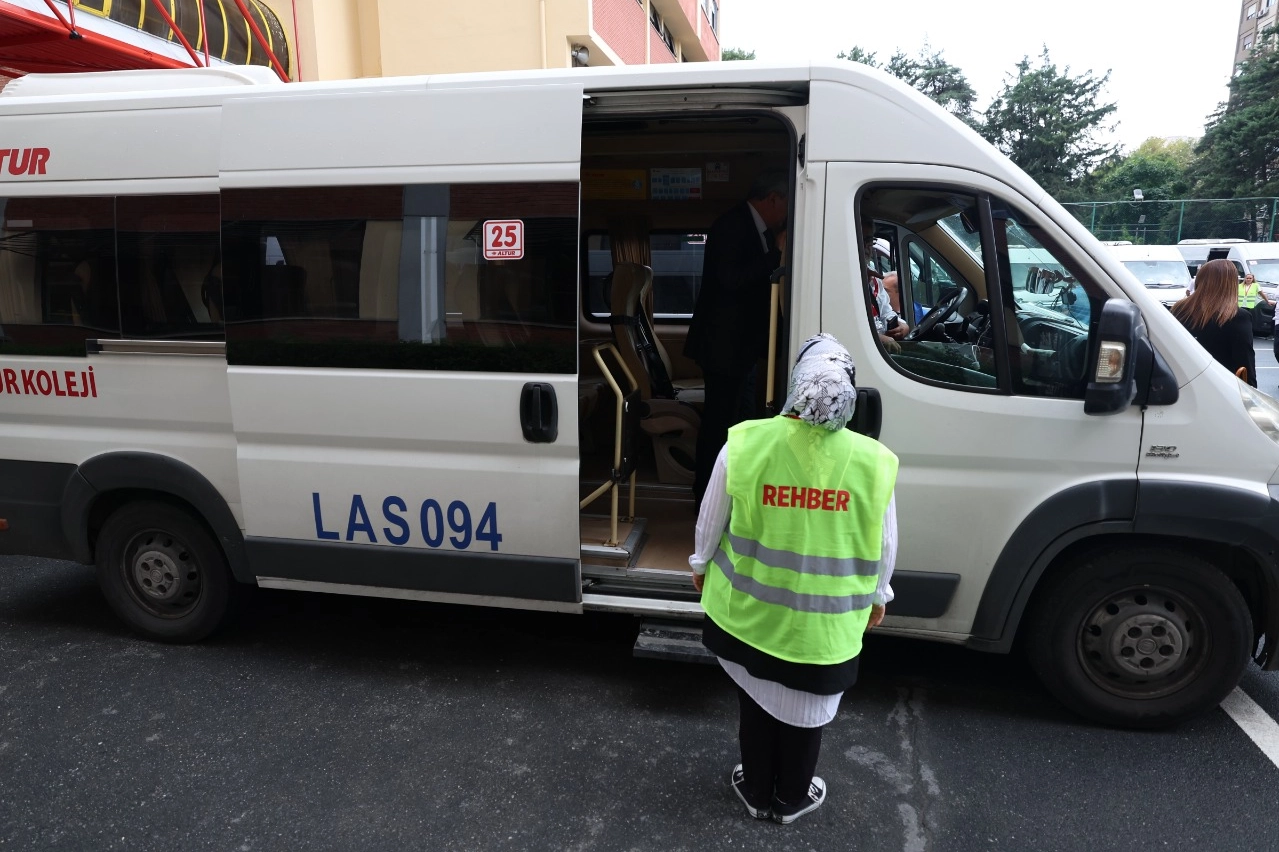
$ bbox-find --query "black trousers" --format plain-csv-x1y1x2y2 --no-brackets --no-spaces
735,685,824,809
693,367,757,506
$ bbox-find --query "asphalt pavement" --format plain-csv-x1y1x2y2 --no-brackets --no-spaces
3,556,1279,852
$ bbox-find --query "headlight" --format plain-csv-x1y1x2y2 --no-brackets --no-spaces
1241,383,1279,443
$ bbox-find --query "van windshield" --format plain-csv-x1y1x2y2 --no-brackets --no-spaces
1251,260,1279,284
1121,260,1191,289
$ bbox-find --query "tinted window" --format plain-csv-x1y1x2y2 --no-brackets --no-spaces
116,194,223,339
585,231,706,321
221,183,578,373
0,196,119,356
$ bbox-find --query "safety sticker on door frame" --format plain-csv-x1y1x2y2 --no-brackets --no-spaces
483,219,525,260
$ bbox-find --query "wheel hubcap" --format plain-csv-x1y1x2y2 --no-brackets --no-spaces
123,531,201,618
1078,586,1207,699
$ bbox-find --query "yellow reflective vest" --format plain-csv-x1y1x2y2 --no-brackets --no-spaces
701,416,899,666
1240,280,1263,308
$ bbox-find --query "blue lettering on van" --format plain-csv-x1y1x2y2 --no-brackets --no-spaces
313,492,340,540
311,492,502,552
346,495,376,543
382,496,411,545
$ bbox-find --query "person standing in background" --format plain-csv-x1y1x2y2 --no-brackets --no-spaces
685,171,789,508
691,334,899,825
1174,259,1256,387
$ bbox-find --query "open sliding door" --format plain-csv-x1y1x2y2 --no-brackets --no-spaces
217,82,584,611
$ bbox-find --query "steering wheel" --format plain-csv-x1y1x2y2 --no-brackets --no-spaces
904,285,969,342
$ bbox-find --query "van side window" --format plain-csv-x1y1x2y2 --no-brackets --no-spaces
859,189,999,391
0,196,120,356
585,231,706,321
859,187,1100,400
992,205,1103,399
116,195,223,340
221,183,578,373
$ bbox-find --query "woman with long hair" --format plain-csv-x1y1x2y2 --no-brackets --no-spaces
1172,258,1256,386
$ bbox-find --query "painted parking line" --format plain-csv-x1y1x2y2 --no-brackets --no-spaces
1221,688,1279,769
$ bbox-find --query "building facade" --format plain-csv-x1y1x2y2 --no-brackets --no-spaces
1235,0,1277,67
291,0,721,82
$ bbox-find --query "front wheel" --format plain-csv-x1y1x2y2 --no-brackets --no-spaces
95,501,233,643
1026,547,1253,729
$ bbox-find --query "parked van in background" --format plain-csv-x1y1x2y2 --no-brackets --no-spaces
1177,239,1247,277
1105,244,1193,308
1229,242,1279,299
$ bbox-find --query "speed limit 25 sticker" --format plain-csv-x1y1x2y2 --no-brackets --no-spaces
482,219,524,260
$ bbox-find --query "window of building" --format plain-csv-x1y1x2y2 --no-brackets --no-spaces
1245,37,1254,50
221,183,578,373
585,232,706,321
1247,2,1258,18
858,187,1103,399
702,0,719,34
116,194,223,340
0,196,119,356
649,5,674,54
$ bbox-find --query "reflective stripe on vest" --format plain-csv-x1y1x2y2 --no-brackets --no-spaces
723,531,881,578
710,549,879,614
700,416,898,666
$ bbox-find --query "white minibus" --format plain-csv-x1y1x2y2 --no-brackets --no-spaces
1104,244,1193,308
2,63,1278,729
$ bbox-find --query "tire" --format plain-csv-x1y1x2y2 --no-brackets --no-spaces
95,501,232,643
1025,546,1253,729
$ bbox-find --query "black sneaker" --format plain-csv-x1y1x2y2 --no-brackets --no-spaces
772,777,826,825
730,764,771,820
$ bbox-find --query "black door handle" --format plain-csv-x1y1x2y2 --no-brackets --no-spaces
520,382,559,443
848,387,882,439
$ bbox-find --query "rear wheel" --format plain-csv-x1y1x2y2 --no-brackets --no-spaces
1026,546,1253,728
95,501,232,643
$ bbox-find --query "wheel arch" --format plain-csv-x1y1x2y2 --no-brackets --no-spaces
968,480,1279,668
61,452,252,583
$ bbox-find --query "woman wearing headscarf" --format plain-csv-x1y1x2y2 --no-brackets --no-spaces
690,333,899,825
1172,259,1257,387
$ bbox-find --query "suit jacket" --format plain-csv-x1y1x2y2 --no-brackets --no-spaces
684,202,782,376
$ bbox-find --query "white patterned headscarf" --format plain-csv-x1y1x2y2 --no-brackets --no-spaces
782,333,857,432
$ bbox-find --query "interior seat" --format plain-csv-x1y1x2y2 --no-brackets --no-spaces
609,262,699,486
638,274,705,407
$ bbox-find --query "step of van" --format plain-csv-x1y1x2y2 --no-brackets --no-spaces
580,514,646,569
633,619,717,665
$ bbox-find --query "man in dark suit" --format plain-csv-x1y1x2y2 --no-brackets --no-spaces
685,171,789,506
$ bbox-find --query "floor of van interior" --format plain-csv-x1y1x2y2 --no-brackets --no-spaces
579,483,696,575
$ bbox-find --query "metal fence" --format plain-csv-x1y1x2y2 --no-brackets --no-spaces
1061,198,1279,244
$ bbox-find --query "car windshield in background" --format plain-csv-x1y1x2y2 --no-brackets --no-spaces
1122,260,1192,288
1251,259,1279,284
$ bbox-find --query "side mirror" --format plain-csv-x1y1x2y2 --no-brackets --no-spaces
1084,299,1142,416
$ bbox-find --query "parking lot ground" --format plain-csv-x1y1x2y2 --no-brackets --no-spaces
4,557,1279,852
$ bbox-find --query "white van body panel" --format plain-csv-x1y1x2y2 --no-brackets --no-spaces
230,369,580,559
219,83,584,188
0,353,240,518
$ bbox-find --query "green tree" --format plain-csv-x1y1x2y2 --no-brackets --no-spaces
1191,25,1279,229
721,47,756,61
837,44,978,127
835,46,878,66
1076,138,1196,242
982,48,1120,199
